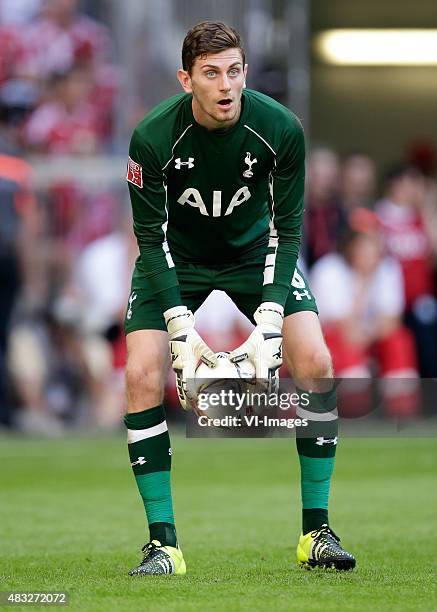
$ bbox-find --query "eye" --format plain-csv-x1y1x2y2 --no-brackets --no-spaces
205,70,216,78
228,68,240,77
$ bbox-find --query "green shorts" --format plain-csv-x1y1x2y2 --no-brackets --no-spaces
124,257,318,334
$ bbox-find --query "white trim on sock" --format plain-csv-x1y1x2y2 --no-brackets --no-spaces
127,421,168,443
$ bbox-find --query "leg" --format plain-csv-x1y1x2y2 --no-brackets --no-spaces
220,259,354,567
123,264,211,575
283,310,333,382
125,329,169,412
283,311,337,533
225,259,337,533
224,263,334,530
124,329,179,551
284,311,355,569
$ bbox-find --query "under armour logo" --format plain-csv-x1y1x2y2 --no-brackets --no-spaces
131,456,146,466
243,152,257,178
315,437,338,446
175,157,194,169
127,292,137,320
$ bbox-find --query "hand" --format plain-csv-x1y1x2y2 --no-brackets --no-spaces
229,302,283,391
164,306,217,410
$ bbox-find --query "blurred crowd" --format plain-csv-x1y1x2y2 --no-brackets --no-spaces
1,2,437,434
0,0,126,434
305,150,437,419
0,0,118,154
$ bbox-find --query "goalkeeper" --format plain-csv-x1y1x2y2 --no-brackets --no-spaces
124,21,355,575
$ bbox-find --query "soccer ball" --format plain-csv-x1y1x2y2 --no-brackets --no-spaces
194,351,255,394
192,352,255,422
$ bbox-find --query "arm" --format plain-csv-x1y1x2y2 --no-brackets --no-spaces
127,129,217,408
262,115,305,307
127,128,183,311
230,117,305,383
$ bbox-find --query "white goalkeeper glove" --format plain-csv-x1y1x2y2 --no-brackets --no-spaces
229,302,283,391
164,306,217,410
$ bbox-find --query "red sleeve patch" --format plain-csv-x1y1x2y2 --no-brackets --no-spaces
126,156,143,188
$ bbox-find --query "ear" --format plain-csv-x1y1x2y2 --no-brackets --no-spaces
177,68,193,93
243,63,248,88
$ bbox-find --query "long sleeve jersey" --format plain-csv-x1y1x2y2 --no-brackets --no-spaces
127,89,305,311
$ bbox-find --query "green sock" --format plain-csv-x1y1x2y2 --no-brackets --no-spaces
124,406,177,547
296,386,338,534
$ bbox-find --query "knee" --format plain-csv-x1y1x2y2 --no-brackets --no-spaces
292,347,333,380
125,361,164,398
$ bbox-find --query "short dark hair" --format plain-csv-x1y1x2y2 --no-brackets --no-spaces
182,21,245,73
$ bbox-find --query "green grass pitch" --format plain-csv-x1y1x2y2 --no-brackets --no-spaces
1,432,436,611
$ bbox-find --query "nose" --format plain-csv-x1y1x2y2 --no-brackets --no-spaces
218,74,231,92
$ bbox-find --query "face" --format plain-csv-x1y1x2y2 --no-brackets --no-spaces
401,174,426,208
46,0,78,22
341,155,376,201
63,68,92,108
348,234,383,276
307,149,339,198
177,49,247,130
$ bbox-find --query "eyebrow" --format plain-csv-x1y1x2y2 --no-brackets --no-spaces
201,62,242,70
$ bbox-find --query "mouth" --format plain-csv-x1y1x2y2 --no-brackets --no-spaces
217,98,233,110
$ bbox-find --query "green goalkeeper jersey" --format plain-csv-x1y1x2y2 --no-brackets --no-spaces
127,88,305,311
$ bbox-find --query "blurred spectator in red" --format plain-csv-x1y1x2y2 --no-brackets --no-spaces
407,140,437,264
14,0,112,82
0,24,21,87
22,66,101,154
375,165,437,376
303,147,347,268
1,0,118,149
310,210,419,417
339,152,376,211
